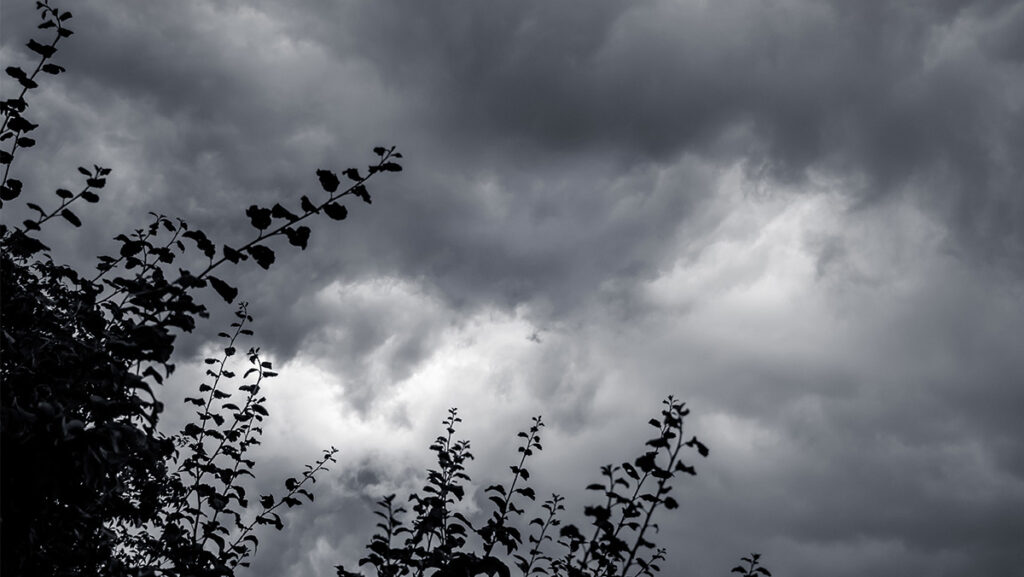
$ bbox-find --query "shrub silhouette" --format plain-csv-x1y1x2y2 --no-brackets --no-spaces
1,3,771,577
337,398,712,577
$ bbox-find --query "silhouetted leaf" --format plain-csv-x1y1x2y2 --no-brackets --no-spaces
343,168,362,181
316,169,340,193
1,179,23,200
182,230,216,259
60,209,81,227
688,436,709,457
223,245,247,263
81,191,99,203
285,225,311,249
5,66,26,80
352,184,371,204
674,462,696,475
271,202,298,222
41,63,65,75
26,39,56,58
55,188,73,199
85,178,105,188
323,202,347,220
8,117,37,133
208,275,238,304
245,205,272,230
300,195,318,213
247,245,275,269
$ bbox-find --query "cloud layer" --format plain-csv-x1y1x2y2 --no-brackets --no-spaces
4,0,1023,576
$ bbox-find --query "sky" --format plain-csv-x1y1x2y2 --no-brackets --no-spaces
3,0,1024,575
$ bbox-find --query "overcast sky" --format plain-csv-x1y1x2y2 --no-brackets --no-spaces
4,0,1024,575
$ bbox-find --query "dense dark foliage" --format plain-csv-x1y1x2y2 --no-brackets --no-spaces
1,2,398,575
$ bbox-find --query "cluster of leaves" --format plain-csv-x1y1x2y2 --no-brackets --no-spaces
731,553,772,577
336,397,711,577
0,3,399,575
111,306,342,576
1,0,72,206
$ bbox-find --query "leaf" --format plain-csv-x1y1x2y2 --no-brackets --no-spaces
731,567,746,574
55,188,73,199
373,146,387,156
41,63,65,75
323,202,347,221
8,117,37,133
271,202,298,222
674,462,696,476
300,195,318,213
1,182,23,201
0,150,11,164
688,437,710,457
223,245,247,263
208,275,238,304
182,229,216,259
86,178,106,188
245,205,272,230
352,184,371,204
662,497,679,510
246,244,275,269
26,39,56,58
5,66,26,80
343,168,362,181
284,225,311,249
81,190,100,203
60,209,81,227
316,169,340,193
379,161,402,172
515,487,536,500
16,137,35,148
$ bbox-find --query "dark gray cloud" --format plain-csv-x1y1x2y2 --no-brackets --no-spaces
4,0,1023,576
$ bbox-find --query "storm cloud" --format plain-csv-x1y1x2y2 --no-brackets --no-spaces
3,0,1023,576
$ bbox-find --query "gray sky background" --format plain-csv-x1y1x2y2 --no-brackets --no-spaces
3,0,1023,575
